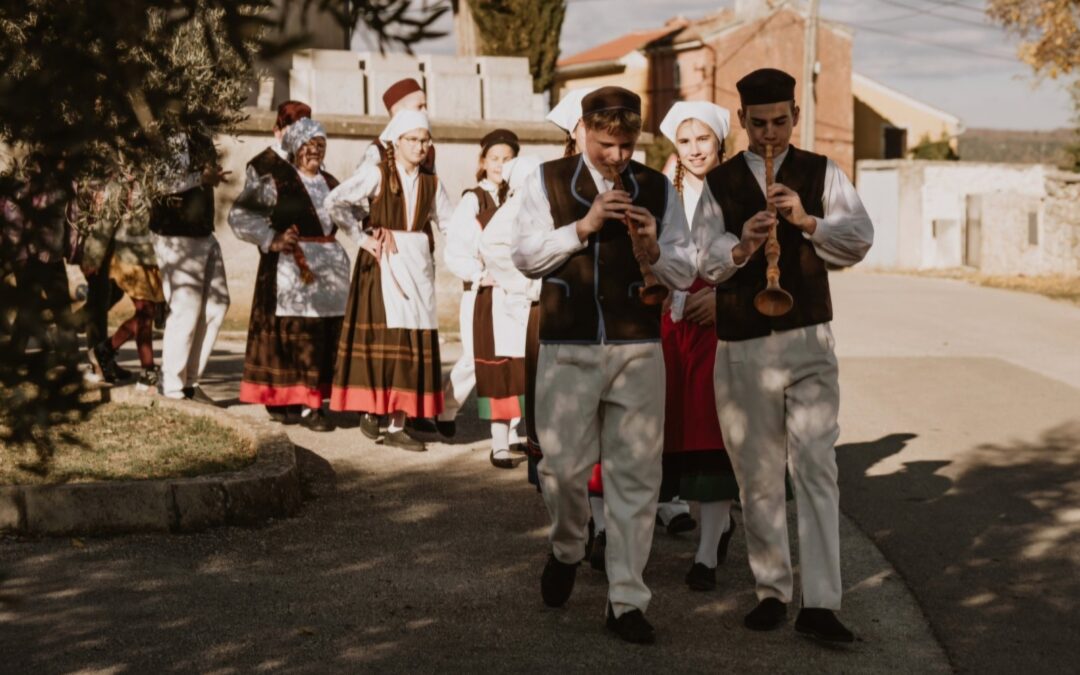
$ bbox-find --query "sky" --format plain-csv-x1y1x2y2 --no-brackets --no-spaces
377,0,1074,131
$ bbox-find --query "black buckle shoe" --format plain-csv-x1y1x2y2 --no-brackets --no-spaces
382,430,426,452
436,419,456,438
663,511,697,535
301,408,335,432
359,413,381,440
717,516,737,565
589,530,606,573
744,598,788,631
606,603,655,644
406,418,438,433
489,448,519,469
267,405,299,425
540,553,579,608
795,608,855,643
685,562,716,591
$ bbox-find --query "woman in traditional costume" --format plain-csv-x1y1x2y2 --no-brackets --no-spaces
228,116,349,431
658,101,740,591
327,110,454,452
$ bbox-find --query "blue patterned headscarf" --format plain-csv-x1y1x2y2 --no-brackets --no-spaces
282,117,327,159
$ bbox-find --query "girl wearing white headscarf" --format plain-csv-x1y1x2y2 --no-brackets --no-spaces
658,101,740,592
228,117,352,431
324,110,454,453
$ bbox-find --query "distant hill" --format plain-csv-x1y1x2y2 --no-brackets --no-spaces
958,127,1076,167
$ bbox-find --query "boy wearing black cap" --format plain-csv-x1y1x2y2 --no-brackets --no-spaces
511,86,696,644
693,67,873,643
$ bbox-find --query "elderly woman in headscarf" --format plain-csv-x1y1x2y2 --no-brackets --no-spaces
228,117,353,431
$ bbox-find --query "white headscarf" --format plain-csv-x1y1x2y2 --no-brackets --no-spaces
546,87,598,133
281,118,326,158
379,109,431,145
502,155,543,192
659,101,731,146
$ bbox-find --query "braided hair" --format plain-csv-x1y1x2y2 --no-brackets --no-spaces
384,142,402,195
563,132,577,157
673,160,685,197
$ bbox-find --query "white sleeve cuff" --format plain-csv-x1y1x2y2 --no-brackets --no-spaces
257,229,276,254
555,222,588,254
809,216,829,244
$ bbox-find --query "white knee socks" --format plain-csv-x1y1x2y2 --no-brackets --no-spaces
695,500,733,568
590,496,607,533
491,421,510,455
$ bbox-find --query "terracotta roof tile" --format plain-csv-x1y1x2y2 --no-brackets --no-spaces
558,23,686,67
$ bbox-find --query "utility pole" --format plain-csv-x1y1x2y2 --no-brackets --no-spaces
801,0,820,150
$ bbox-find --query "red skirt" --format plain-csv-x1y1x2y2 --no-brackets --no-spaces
662,280,725,454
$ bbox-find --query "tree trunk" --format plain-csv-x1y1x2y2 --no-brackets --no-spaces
455,0,481,56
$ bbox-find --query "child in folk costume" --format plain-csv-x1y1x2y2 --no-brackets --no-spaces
695,69,873,642
327,110,454,453
442,129,523,465
657,101,741,592
478,155,545,479
228,116,350,432
82,177,166,390
356,78,436,175
512,87,697,644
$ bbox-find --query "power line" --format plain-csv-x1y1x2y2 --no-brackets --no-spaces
843,21,1018,62
858,0,991,26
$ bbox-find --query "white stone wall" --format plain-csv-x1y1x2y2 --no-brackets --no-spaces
856,159,1054,271
978,172,1080,276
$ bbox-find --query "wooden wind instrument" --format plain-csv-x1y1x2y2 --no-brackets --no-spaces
753,144,794,317
613,173,668,306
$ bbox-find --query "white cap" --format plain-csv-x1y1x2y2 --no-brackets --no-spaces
379,109,431,144
659,101,731,145
546,87,598,133
503,155,543,192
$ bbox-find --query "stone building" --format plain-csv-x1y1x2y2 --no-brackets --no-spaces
853,73,964,162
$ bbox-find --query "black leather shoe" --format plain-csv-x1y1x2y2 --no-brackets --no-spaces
382,430,426,452
490,449,518,469
663,511,697,535
795,608,855,643
744,598,788,631
685,562,716,591
606,603,655,644
436,419,456,438
717,516,737,565
589,530,606,572
301,408,335,432
266,405,299,425
406,418,438,433
359,413,381,440
540,553,579,608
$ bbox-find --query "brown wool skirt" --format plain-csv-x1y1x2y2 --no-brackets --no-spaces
472,286,526,420
329,248,442,417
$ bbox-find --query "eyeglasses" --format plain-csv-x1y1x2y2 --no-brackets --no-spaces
399,135,432,147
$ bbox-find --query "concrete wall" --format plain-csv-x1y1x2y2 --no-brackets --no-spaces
288,49,545,121
213,109,570,333
856,159,1058,272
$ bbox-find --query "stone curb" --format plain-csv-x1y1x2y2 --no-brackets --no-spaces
0,388,300,537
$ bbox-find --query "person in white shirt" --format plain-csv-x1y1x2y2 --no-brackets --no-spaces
325,110,454,452
511,87,696,645
356,78,435,174
694,68,873,643
657,101,743,592
441,129,524,464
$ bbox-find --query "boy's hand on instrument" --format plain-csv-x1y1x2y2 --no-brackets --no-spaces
733,210,776,264
684,287,715,326
626,206,661,264
576,190,631,240
767,183,816,233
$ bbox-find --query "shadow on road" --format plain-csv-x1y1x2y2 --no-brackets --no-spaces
838,424,1080,673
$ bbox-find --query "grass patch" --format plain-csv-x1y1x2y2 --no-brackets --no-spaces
888,269,1080,305
0,403,255,486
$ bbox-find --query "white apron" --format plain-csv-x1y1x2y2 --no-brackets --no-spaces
380,231,437,330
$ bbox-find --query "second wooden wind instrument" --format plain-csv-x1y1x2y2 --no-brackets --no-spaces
753,144,794,317
613,173,668,306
